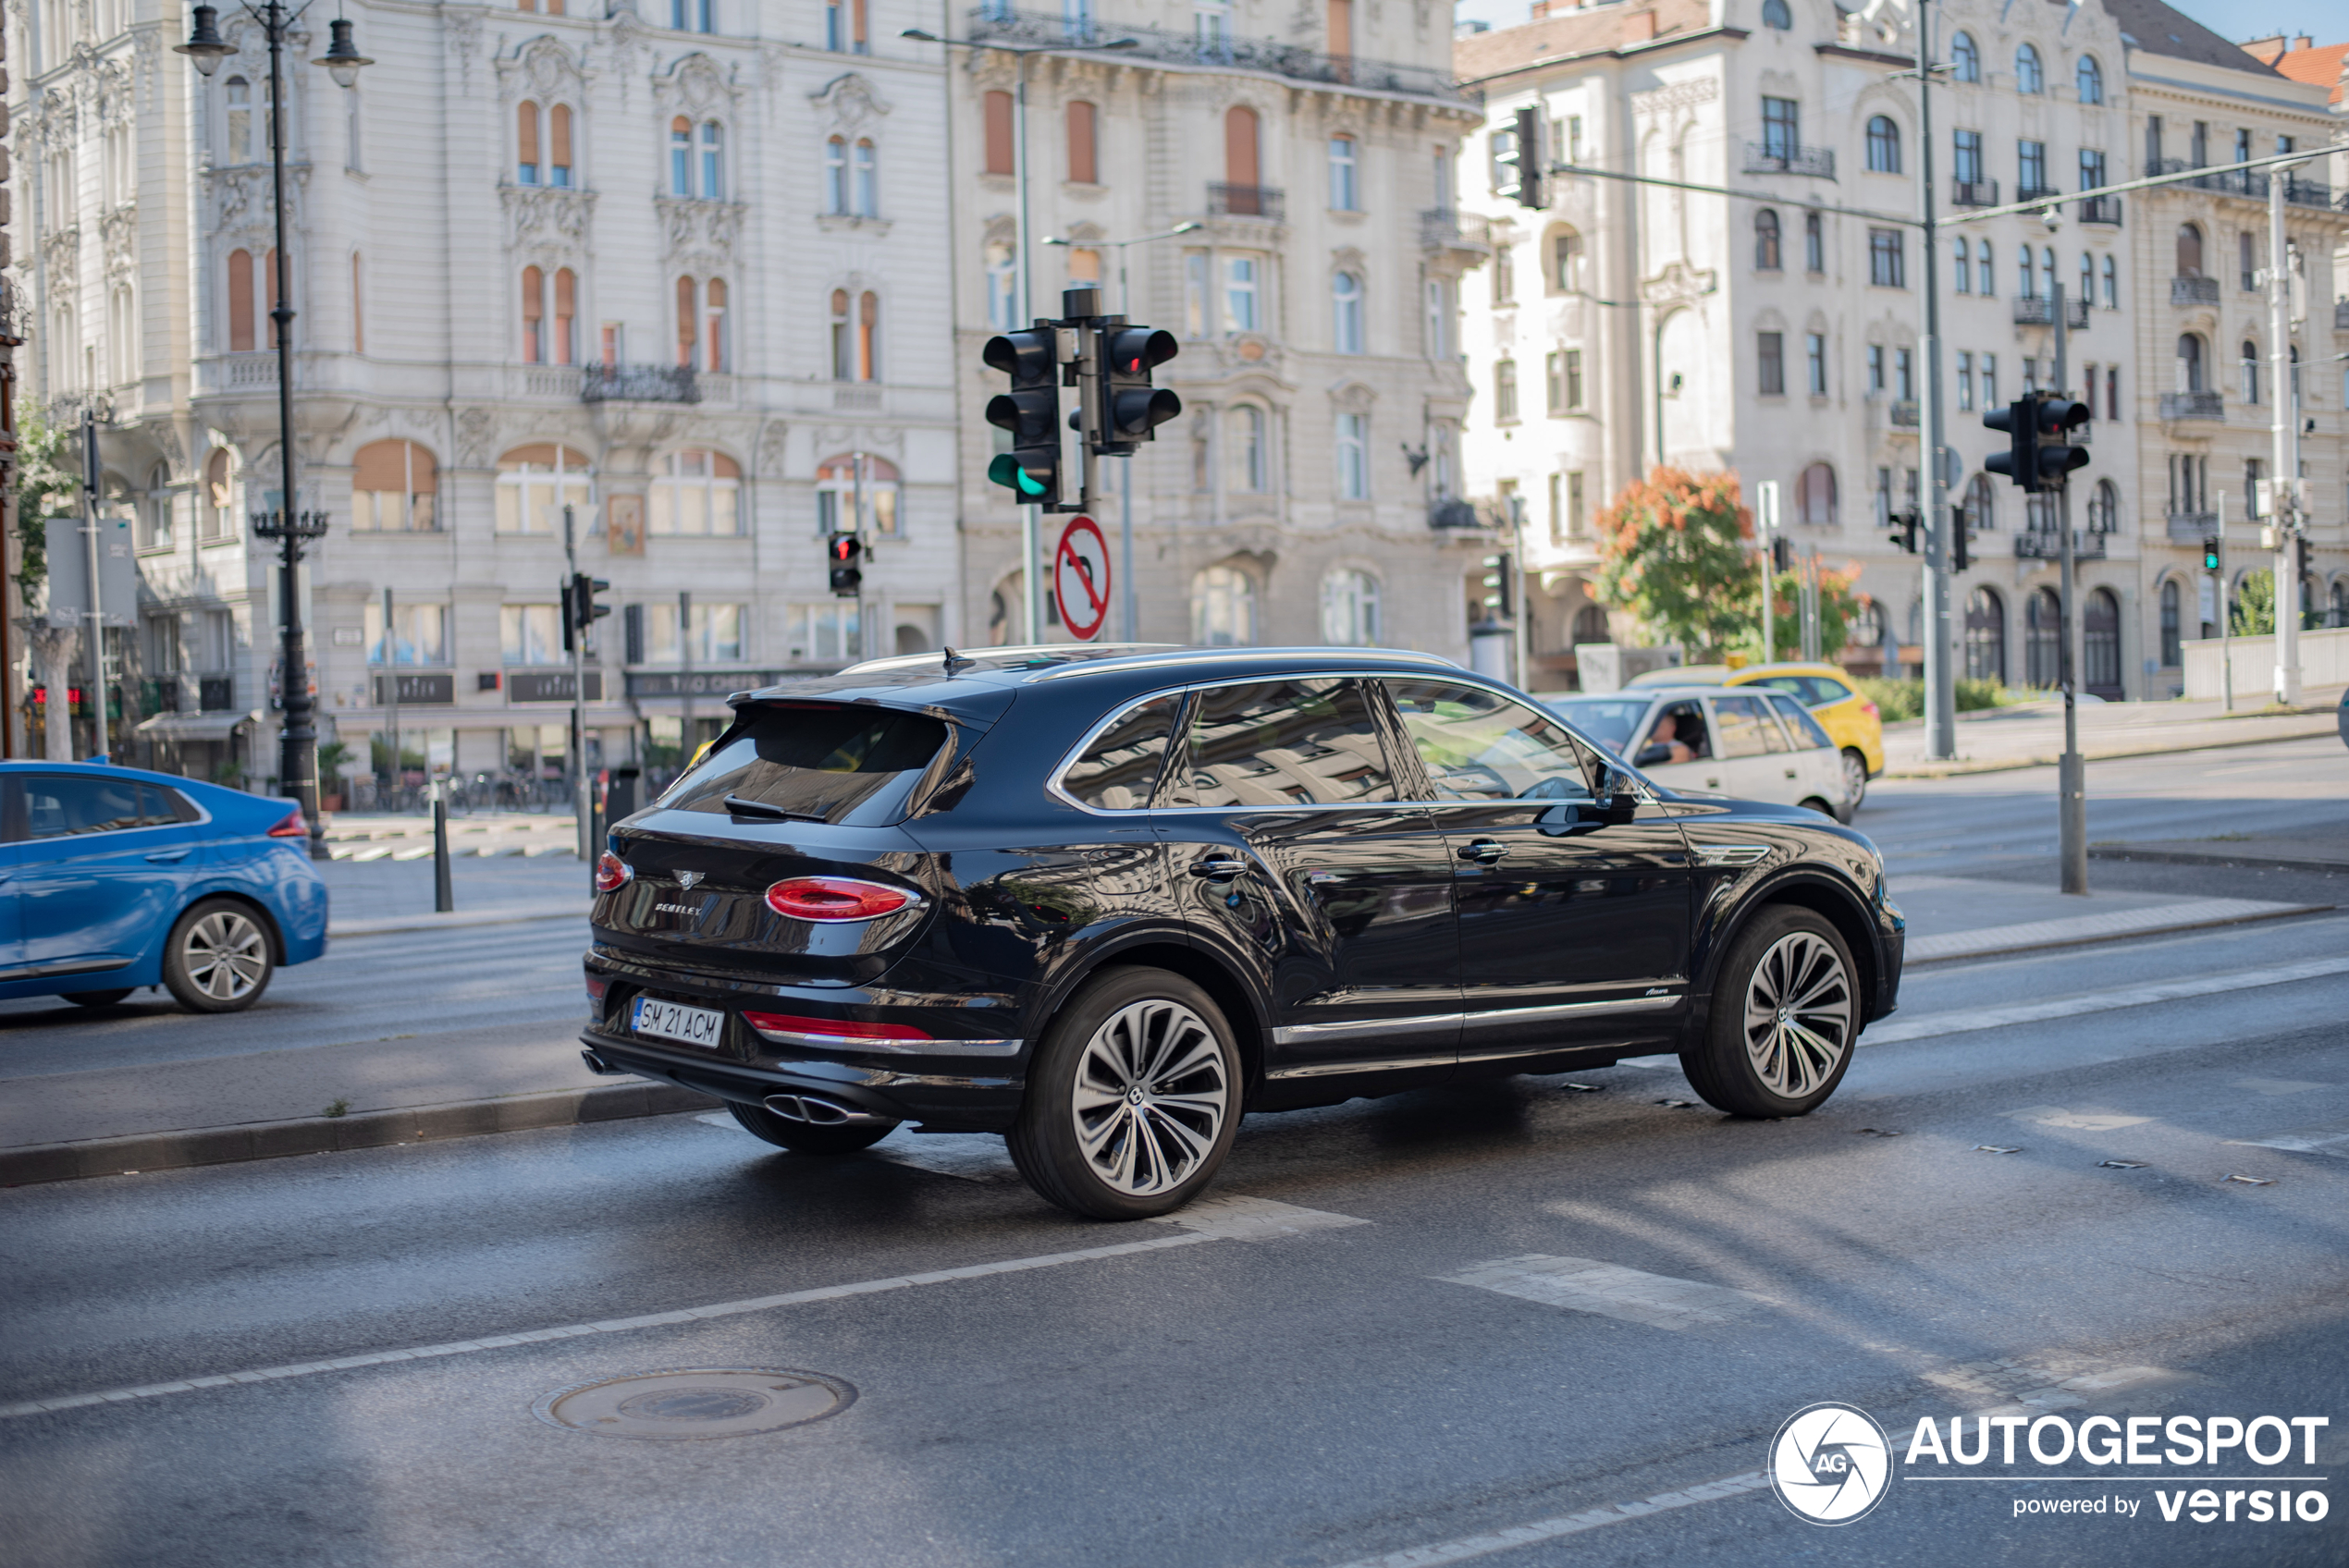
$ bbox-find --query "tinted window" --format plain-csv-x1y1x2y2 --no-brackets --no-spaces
1714,693,1788,756
1752,674,1852,706
20,775,154,839
1061,694,1180,811
1168,680,1395,808
1767,692,1836,750
664,703,949,825
1389,681,1597,802
1633,700,1713,766
1543,697,1649,753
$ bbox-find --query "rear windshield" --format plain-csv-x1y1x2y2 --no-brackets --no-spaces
1545,698,1650,753
662,704,950,825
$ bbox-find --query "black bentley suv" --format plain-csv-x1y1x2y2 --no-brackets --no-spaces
581,645,1904,1219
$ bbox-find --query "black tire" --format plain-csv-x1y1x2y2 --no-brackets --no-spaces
1799,796,1839,820
1008,966,1241,1220
161,899,276,1013
1840,748,1870,813
725,1100,897,1154
65,989,135,1009
1680,905,1859,1118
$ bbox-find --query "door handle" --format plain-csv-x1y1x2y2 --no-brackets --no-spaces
145,850,191,864
1457,839,1509,864
1704,776,1721,789
1188,857,1248,880
1784,767,1799,778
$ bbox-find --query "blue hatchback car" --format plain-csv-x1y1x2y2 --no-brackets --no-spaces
0,761,328,1012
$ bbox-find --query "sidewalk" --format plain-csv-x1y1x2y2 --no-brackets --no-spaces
320,850,588,937
1879,686,2343,778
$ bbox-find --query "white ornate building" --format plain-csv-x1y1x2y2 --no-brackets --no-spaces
9,0,958,786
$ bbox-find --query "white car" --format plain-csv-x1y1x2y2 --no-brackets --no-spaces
1540,685,1852,822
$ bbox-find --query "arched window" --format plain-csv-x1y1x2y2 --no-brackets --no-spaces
1192,565,1257,646
816,453,902,537
495,444,592,534
670,116,694,195
2101,253,2118,309
703,278,727,372
2175,222,2203,276
983,90,1015,177
2241,339,2260,403
1552,227,1585,290
1754,208,1782,270
1224,105,1261,205
351,440,438,533
228,249,255,351
1951,31,1979,83
1066,101,1098,185
984,242,1017,331
553,267,577,366
549,104,574,187
699,122,724,199
1797,461,1837,526
2177,335,2205,392
1321,568,1381,645
2079,251,2095,305
2331,579,2349,631
225,77,253,163
2087,478,2120,535
1977,239,1994,296
518,101,541,184
1761,0,1791,30
1964,587,2006,682
1334,411,1367,499
1963,473,1997,533
107,284,133,385
857,290,879,382
1332,272,1364,354
830,291,855,379
2015,43,2043,95
2025,587,2061,688
1953,236,1971,293
675,276,698,367
1228,405,1267,492
2018,242,2035,298
351,251,365,352
1572,604,1611,645
648,449,742,535
853,138,877,215
1865,116,1900,174
203,448,237,542
2076,55,2103,104
522,265,546,362
1328,134,1359,210
1803,211,1824,273
825,137,849,213
2158,579,2183,667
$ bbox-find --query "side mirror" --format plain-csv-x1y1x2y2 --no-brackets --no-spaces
1604,790,1639,826
1633,743,1673,768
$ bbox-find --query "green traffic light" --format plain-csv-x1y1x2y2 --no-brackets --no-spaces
987,454,1046,496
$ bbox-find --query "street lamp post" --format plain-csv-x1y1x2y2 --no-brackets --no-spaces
1046,222,1199,643
178,4,370,859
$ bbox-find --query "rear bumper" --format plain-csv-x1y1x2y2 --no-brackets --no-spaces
1872,896,1906,1020
579,1027,1024,1132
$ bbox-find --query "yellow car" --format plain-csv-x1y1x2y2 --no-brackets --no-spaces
1625,660,1884,808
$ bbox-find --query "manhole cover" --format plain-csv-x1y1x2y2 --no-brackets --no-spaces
533,1368,855,1440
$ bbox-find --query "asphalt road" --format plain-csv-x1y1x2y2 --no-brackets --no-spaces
1,742,2344,1565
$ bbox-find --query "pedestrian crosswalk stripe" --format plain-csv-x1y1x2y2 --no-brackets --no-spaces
1861,954,2349,1046
1440,1255,1772,1330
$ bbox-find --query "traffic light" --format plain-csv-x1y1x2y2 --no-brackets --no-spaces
983,326,1062,508
1494,105,1544,208
1480,551,1515,619
2203,536,2221,573
1096,325,1182,456
1986,394,2090,492
2031,398,2091,490
1771,536,1792,572
1950,511,1970,571
560,572,609,653
828,533,863,598
1983,396,2037,491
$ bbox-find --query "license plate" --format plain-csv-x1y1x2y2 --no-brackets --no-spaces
632,996,725,1048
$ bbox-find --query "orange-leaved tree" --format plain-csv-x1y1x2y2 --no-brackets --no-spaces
1589,467,1756,655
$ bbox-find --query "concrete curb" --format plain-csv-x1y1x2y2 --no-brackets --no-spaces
1905,901,2333,965
329,904,585,937
2086,847,2349,876
1883,722,2339,779
0,1082,719,1188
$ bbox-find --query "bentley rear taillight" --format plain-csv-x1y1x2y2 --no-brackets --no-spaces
594,852,633,893
763,876,918,922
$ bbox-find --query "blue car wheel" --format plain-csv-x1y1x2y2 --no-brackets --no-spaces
162,898,276,1013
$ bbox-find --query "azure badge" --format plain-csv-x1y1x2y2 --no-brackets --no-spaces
1769,1403,1892,1525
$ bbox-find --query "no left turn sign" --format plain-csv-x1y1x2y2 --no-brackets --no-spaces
1053,516,1112,641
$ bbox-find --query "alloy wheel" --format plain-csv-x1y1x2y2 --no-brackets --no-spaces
1069,998,1230,1197
1841,751,1869,811
183,910,268,1002
1740,931,1853,1099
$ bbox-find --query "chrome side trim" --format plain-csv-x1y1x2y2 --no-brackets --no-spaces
1269,1010,1461,1047
1691,842,1772,867
1267,993,1679,1049
744,1025,1024,1057
1263,1051,1459,1081
1457,994,1682,1028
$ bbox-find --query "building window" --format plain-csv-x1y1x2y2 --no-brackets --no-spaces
1896,346,1913,401
1807,332,1828,396
852,138,877,215
700,122,724,199
2018,140,2047,196
2018,242,2035,298
2175,223,2203,277
1761,0,1790,28
983,91,1015,177
1754,208,1782,270
1757,331,1785,397
518,100,541,184
2078,147,2104,196
1564,471,1587,541
1223,255,1260,334
1494,359,1518,423
226,248,278,352
2079,251,2094,305
1328,134,1359,210
501,605,566,667
495,444,593,534
1224,104,1261,193
1334,412,1368,499
1321,569,1381,645
675,276,698,367
1066,101,1099,184
816,453,903,537
1865,116,1900,174
826,137,850,213
367,601,450,667
548,104,573,187
1957,350,1974,411
1868,229,1904,288
650,602,746,663
522,265,546,362
2177,334,2204,393
1332,271,1364,354
1962,473,1997,534
2158,580,2182,667
1546,349,1582,414
1980,352,1998,404
2015,43,2043,95
1953,129,1983,185
1492,243,1515,305
670,0,718,31
648,449,743,536
1552,228,1584,291
1953,237,1971,293
352,440,438,532
1192,565,1257,645
225,77,254,163
1978,240,1995,297
1803,212,1824,274
1951,31,1978,82
702,277,728,371
1798,462,1837,526
2240,339,2263,404
986,242,1018,331
782,603,851,663
2075,55,2102,105
202,449,237,542
670,117,694,195
1424,278,1452,361
1762,96,1798,160
1228,405,1267,492
830,289,879,381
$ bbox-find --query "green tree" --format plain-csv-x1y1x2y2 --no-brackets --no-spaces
2230,570,2273,638
1732,565,1865,664
1590,468,1756,655
9,413,85,602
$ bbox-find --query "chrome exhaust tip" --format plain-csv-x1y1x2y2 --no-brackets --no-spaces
580,1048,622,1076
762,1092,890,1126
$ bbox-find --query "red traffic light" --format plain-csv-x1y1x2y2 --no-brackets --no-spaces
829,533,862,564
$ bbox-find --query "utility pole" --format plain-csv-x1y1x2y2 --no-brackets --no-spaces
1755,480,1779,667
1914,0,1956,760
564,504,590,860
382,586,400,798
80,412,105,759
2267,165,2303,705
2051,281,2085,895
677,590,695,772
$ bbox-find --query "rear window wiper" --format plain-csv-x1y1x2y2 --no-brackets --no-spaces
722,795,827,823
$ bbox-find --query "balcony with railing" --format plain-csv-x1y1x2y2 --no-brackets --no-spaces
582,364,700,404
1420,207,1493,254
963,7,1470,101
1888,399,1919,428
2016,185,2064,208
1208,183,1285,221
1742,141,1835,178
2012,295,2091,328
1428,498,1482,531
2145,159,2266,199
2283,174,2331,209
1950,178,1998,207
2159,390,2224,423
2079,194,2122,226
2015,529,2106,561
2171,275,2220,307
2165,510,2220,542
2337,300,2349,331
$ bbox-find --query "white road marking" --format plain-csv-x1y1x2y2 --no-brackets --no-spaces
2226,1119,2349,1157
2003,1106,2153,1133
1862,954,2349,1047
1905,897,2325,962
866,1133,1023,1183
1439,1255,1771,1330
2231,1078,2336,1096
1149,1194,1371,1242
1321,1473,1772,1568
